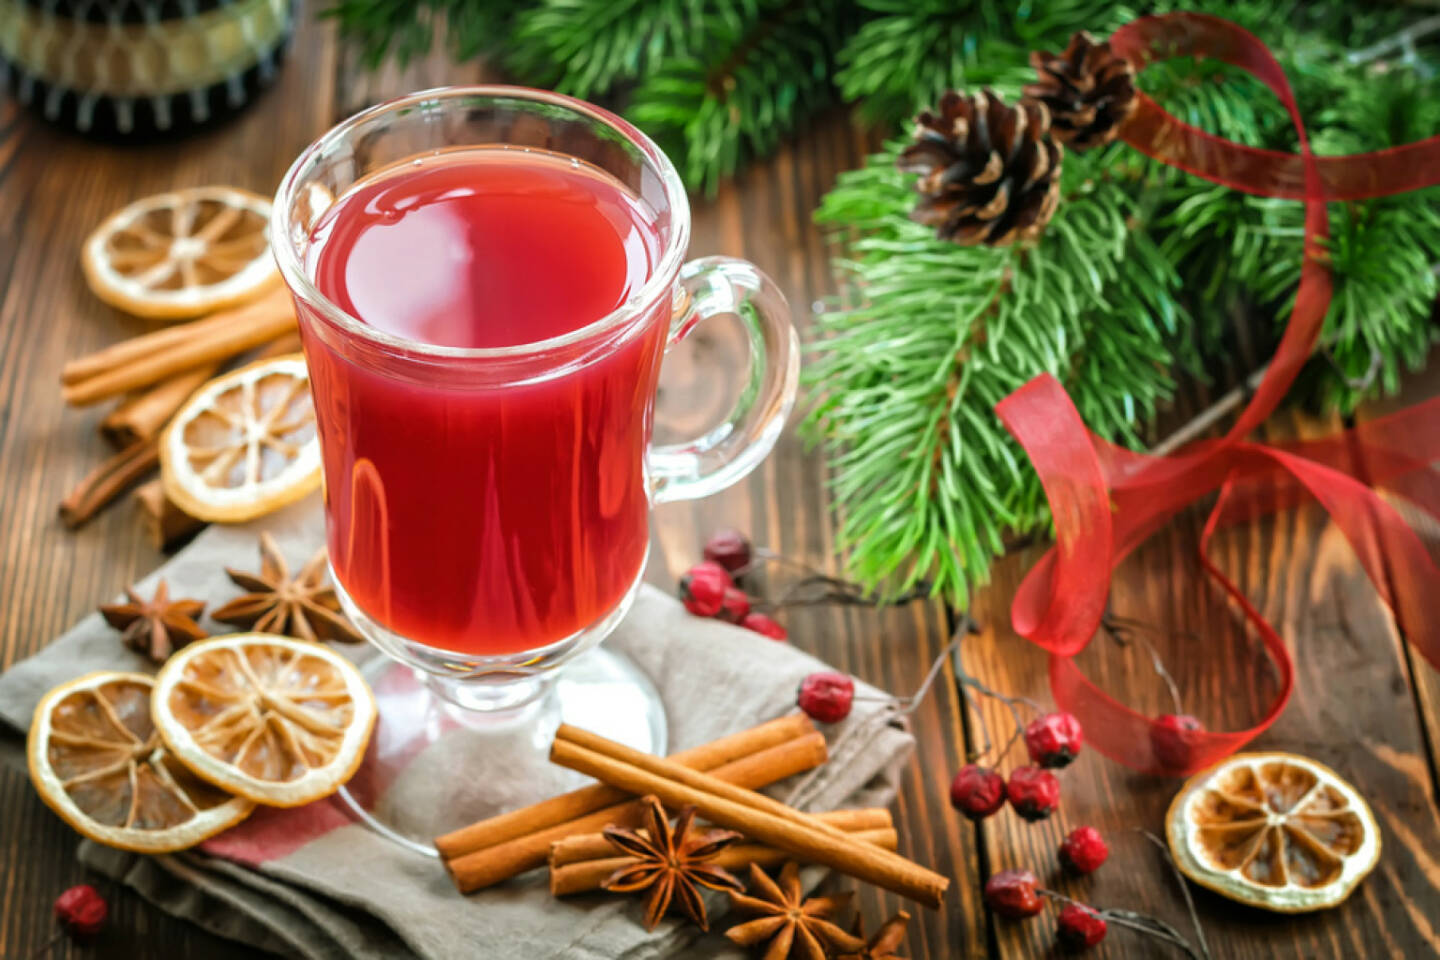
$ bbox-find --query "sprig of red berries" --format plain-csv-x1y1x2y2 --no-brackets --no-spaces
984,867,1206,956
29,885,108,958
782,613,1207,957
785,614,1087,824
679,528,935,643
982,835,1211,958
757,576,1212,957
949,707,1082,823
678,555,789,640
1102,612,1210,773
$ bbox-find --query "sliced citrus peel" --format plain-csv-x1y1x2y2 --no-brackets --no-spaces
82,186,279,320
160,354,321,523
27,672,254,853
151,634,376,807
1166,751,1380,913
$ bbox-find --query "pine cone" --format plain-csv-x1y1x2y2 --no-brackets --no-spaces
897,89,1062,247
1024,31,1137,151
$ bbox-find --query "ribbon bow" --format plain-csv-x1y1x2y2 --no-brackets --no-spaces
996,13,1440,774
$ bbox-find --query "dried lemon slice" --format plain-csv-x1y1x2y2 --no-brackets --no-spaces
27,672,254,852
160,354,321,523
151,634,376,807
82,186,279,320
1166,752,1380,912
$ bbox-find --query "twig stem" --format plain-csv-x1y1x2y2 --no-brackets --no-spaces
1139,829,1213,960
26,931,65,960
1102,614,1186,714
1040,889,1204,959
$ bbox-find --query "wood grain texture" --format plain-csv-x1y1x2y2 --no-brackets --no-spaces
650,104,984,957
964,398,1440,958
2,9,1439,959
0,16,975,958
1351,363,1440,880
0,14,337,959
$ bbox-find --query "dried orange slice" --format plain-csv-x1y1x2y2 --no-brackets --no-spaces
27,672,253,852
159,354,321,523
151,634,376,807
82,186,280,320
1166,752,1380,912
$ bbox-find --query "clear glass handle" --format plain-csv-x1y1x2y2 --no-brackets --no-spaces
649,256,800,504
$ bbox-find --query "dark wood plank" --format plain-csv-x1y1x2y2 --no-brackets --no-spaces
650,105,984,957
0,13,340,959
1350,362,1440,860
1409,630,1440,855
964,402,1440,958
0,24,978,960
6,8,1438,958
332,38,501,120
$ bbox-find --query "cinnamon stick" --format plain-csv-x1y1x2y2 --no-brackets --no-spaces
100,364,219,448
62,320,217,385
99,328,301,448
58,440,159,528
133,479,204,549
442,727,828,893
436,713,814,861
548,816,897,897
555,723,853,842
549,732,949,908
256,331,304,358
549,808,893,868
63,288,295,406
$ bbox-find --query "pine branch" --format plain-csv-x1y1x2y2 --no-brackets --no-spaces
626,0,850,194
323,0,514,68
808,8,1440,601
836,0,1136,127
808,144,1182,602
504,0,706,99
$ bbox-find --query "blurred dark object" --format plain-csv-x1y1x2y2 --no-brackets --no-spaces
0,0,293,139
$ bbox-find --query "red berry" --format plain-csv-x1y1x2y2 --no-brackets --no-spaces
1024,712,1083,768
703,528,752,575
1058,826,1108,874
797,671,854,723
983,869,1042,919
54,884,107,940
741,611,787,640
1006,765,1061,821
949,764,1006,820
679,563,731,617
1151,714,1205,772
1057,903,1107,950
718,587,751,623
692,560,735,585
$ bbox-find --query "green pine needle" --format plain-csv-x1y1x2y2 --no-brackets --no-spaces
323,0,1440,601
626,0,849,193
808,143,1181,603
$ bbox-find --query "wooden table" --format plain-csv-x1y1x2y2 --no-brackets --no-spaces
3,15,1439,960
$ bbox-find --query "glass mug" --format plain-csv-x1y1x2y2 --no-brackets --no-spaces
271,86,798,848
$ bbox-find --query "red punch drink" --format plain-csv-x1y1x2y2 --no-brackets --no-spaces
300,148,666,656
274,86,795,837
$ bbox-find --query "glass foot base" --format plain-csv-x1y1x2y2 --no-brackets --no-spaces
335,647,667,857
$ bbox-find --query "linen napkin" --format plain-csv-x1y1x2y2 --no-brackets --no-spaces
0,500,916,960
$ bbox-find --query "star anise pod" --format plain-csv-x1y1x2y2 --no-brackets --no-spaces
210,533,362,643
831,910,911,960
726,862,853,960
99,579,207,663
601,795,744,931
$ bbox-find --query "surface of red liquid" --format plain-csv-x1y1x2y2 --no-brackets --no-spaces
300,149,667,656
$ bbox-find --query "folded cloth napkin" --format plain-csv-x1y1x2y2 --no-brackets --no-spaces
0,501,915,960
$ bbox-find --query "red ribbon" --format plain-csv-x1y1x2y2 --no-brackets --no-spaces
996,13,1440,775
